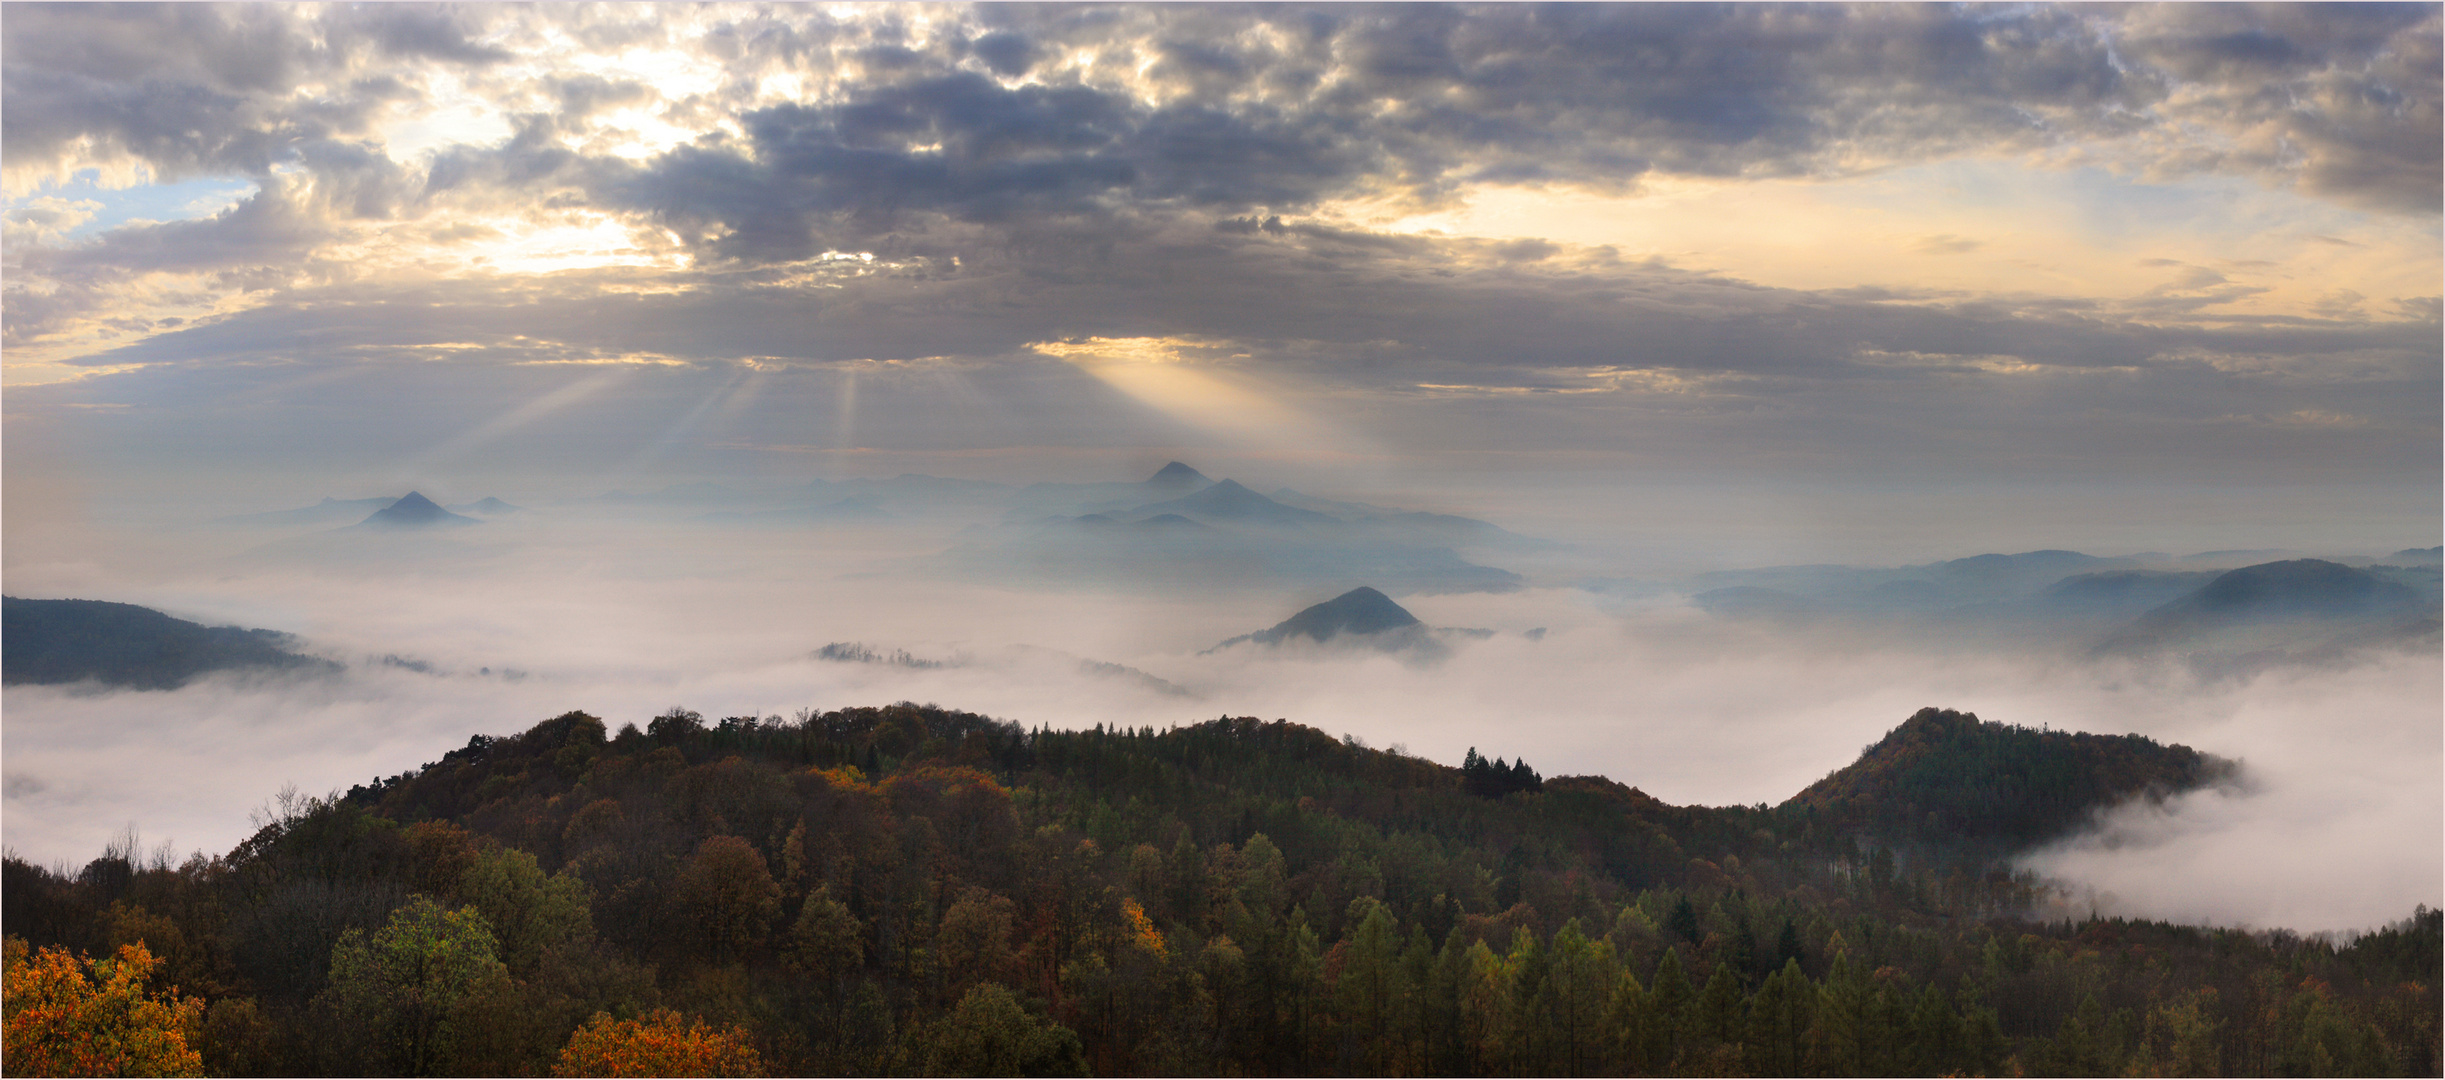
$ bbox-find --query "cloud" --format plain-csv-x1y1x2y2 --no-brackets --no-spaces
2114,4,2442,213
5,4,2435,382
2019,654,2441,933
0,4,500,189
1,515,2432,935
2,195,100,246
6,208,2429,499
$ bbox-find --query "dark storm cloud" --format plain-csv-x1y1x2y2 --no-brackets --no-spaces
10,4,2435,218
559,2,2436,261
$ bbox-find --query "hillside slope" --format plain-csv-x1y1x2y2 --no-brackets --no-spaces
2,703,2426,1079
2,597,337,689
1784,707,2233,849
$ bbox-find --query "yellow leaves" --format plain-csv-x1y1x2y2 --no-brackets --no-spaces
2,937,205,1078
553,1009,763,1078
807,764,869,790
1120,898,1167,958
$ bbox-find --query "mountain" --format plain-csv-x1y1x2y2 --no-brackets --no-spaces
1144,460,1213,493
213,496,400,528
2101,558,2426,653
450,497,524,516
1680,551,2141,614
9,701,2433,1077
1128,478,1340,528
1211,586,1427,650
1927,550,2132,596
2038,569,2220,614
2,597,338,690
1784,706,2234,850
354,492,480,529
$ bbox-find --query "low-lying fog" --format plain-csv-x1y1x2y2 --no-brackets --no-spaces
5,489,2437,936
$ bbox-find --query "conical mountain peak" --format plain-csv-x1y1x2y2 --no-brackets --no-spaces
357,491,479,529
1211,586,1425,651
1146,461,1214,490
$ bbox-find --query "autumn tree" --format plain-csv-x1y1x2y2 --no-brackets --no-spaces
553,1009,763,1077
318,896,516,1076
675,836,780,960
458,845,592,976
936,887,1016,998
2,938,205,1077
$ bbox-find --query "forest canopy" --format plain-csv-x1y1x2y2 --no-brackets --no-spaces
2,703,2433,1076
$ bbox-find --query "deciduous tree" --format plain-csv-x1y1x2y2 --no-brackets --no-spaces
2,938,204,1078
553,1009,763,1077
319,896,516,1076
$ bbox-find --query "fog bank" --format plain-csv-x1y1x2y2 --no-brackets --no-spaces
3,501,2435,934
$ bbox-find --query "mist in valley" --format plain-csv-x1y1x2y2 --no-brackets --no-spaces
5,475,2435,936
4,3,2438,977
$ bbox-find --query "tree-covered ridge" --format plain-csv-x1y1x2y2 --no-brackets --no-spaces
2,597,338,690
1784,707,2236,851
2,703,2433,1077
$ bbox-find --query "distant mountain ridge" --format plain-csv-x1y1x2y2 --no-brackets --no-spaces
1127,478,1340,528
2100,558,2429,655
219,493,521,529
3,597,337,689
355,492,480,529
935,463,1531,594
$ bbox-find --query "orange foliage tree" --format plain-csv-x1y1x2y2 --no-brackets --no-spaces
2,937,205,1077
552,1009,763,1077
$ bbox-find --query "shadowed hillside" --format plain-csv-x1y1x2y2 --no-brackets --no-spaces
1,703,2428,1078
1784,707,2234,850
2,597,338,690
2101,559,2427,654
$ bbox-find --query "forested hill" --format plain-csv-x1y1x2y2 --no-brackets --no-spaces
4,704,2434,1077
1783,707,2235,850
1,596,337,690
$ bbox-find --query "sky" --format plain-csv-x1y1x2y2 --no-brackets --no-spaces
3,3,2438,541
2,3,2439,932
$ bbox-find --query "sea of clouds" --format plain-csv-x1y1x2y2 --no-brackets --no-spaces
4,503,2435,936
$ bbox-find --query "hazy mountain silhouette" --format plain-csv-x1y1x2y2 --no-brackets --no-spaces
1209,586,1444,652
2100,559,2427,654
1066,511,1212,533
1928,550,2131,596
354,492,480,529
1145,461,1214,493
1130,478,1339,528
214,496,400,528
3,597,338,689
939,513,1523,594
451,497,524,516
2040,569,2220,614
